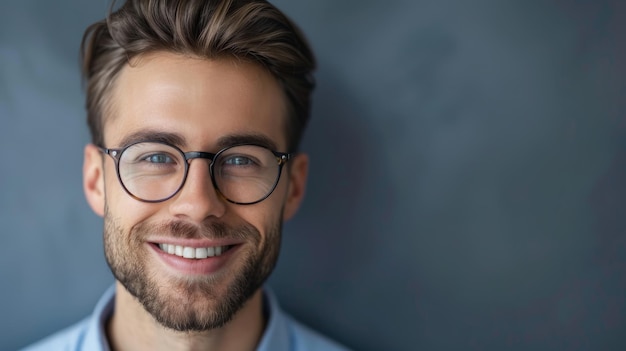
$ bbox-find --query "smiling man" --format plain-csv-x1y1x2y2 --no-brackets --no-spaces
22,1,348,351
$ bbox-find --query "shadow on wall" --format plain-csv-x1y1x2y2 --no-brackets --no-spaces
589,137,626,335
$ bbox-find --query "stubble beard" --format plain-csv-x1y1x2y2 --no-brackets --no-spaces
103,206,282,332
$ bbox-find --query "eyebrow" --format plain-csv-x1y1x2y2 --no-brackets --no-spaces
215,134,279,151
116,130,186,149
114,130,279,152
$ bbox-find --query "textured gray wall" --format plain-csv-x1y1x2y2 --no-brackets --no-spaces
2,1,625,350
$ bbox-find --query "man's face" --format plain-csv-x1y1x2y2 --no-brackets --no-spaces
83,52,307,331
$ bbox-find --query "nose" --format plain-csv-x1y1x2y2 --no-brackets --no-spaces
168,158,226,222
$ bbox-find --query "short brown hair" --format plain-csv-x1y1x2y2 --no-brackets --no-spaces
81,0,316,151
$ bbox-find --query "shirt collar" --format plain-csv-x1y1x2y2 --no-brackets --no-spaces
256,287,290,350
84,284,115,351
83,285,290,351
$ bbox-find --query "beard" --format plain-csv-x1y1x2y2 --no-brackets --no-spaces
103,206,282,332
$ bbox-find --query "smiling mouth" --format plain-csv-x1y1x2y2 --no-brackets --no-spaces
156,243,235,259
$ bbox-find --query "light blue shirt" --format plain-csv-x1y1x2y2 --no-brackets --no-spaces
22,285,349,351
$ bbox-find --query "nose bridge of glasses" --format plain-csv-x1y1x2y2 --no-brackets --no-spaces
184,151,216,165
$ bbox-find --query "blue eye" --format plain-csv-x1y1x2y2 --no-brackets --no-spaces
224,156,254,166
145,154,174,164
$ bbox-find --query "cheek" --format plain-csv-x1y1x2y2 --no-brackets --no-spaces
103,170,156,229
236,195,285,239
229,169,289,220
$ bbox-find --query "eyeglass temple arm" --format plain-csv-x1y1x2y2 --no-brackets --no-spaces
96,146,123,161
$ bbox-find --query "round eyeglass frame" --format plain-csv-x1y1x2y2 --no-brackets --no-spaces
98,141,294,205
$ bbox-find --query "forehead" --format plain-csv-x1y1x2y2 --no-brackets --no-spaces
104,52,288,151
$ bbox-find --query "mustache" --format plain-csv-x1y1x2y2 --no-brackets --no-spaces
134,220,259,242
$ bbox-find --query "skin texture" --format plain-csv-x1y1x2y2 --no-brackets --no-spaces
82,52,309,351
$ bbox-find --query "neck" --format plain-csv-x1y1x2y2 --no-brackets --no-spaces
106,281,265,351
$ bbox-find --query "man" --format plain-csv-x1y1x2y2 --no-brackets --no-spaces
23,0,348,350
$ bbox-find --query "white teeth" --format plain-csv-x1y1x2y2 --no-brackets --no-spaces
158,243,229,259
207,246,215,257
183,247,195,258
195,248,208,259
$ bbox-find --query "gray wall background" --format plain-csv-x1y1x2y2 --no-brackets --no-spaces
1,1,625,350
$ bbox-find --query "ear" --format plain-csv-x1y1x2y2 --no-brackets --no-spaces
282,153,309,221
83,144,105,217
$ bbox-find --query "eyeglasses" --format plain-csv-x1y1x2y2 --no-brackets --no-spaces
99,141,293,205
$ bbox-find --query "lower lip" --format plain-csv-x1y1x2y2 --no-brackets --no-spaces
149,243,239,275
